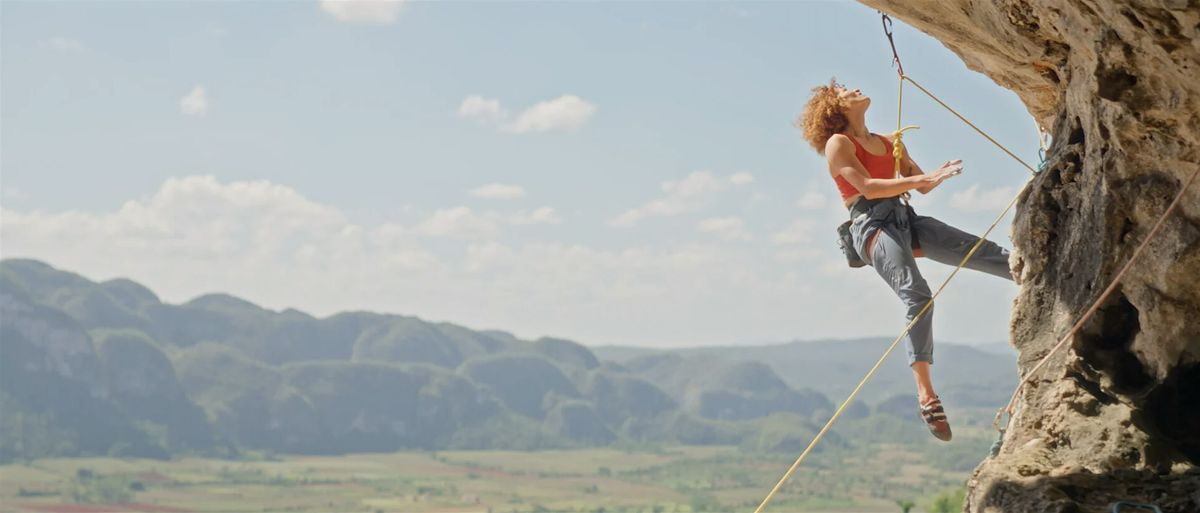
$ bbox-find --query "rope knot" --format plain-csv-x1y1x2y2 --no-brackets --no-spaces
890,124,920,173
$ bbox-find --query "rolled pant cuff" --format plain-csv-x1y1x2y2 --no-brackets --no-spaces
909,353,934,365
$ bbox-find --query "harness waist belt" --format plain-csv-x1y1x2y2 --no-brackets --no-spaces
848,196,921,251
848,196,903,220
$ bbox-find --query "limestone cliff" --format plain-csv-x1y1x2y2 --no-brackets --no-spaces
857,1,1200,512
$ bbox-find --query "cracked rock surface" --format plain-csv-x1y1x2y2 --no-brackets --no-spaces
858,1,1200,512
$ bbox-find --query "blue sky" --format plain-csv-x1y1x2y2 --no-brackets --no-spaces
1,1,1040,348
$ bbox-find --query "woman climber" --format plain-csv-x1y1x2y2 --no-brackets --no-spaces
797,79,1014,441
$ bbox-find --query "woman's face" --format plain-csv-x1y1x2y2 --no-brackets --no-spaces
836,85,871,113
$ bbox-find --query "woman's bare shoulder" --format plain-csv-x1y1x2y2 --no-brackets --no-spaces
825,133,852,153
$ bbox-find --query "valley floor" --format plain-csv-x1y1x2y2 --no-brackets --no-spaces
0,437,984,513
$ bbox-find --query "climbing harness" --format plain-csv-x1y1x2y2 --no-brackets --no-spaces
754,13,1200,513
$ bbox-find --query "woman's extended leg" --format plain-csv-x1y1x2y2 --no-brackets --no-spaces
912,215,1013,280
867,225,952,440
910,362,936,405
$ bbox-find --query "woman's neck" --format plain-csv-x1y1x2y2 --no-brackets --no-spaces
845,111,870,139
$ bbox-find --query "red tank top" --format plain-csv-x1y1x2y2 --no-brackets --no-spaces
832,133,896,201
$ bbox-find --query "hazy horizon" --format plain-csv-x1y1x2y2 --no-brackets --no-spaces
4,256,1010,351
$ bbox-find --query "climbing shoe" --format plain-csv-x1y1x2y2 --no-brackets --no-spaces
920,396,953,442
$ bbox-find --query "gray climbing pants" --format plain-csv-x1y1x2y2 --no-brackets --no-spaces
848,197,1012,365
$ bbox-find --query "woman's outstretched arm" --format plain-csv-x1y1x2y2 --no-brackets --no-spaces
826,135,955,200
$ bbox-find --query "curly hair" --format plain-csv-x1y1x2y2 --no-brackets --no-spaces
796,78,848,155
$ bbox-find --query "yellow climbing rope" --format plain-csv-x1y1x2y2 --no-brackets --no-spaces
993,161,1200,433
903,76,1040,175
891,67,920,175
755,13,1200,512
753,80,1036,513
753,14,1039,513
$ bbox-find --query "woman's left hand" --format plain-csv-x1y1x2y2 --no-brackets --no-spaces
923,160,962,193
934,159,963,176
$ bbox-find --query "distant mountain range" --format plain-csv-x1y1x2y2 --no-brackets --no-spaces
594,337,1017,406
0,258,1016,462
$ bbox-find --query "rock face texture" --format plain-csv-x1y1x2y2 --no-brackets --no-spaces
858,1,1200,512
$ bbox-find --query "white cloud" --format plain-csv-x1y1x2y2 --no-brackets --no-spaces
0,174,1017,348
180,85,208,116
458,94,597,134
319,0,406,24
729,172,755,186
610,171,726,227
697,217,751,241
454,242,756,302
721,5,756,18
0,175,436,272
458,95,507,123
415,206,500,240
795,190,827,210
2,180,785,341
464,242,516,273
2,187,29,203
437,241,863,346
371,222,408,246
502,95,597,134
773,248,822,263
664,171,726,197
771,219,815,246
949,184,1018,212
469,183,525,200
510,207,563,226
42,37,88,53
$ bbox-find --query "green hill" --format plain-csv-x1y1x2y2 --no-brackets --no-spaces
0,258,999,462
457,353,579,419
350,317,509,367
0,280,170,461
92,329,216,452
623,354,834,420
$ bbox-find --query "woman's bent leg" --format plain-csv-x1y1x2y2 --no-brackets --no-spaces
913,216,1013,280
868,227,935,366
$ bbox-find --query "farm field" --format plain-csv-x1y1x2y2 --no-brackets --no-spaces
0,440,980,513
